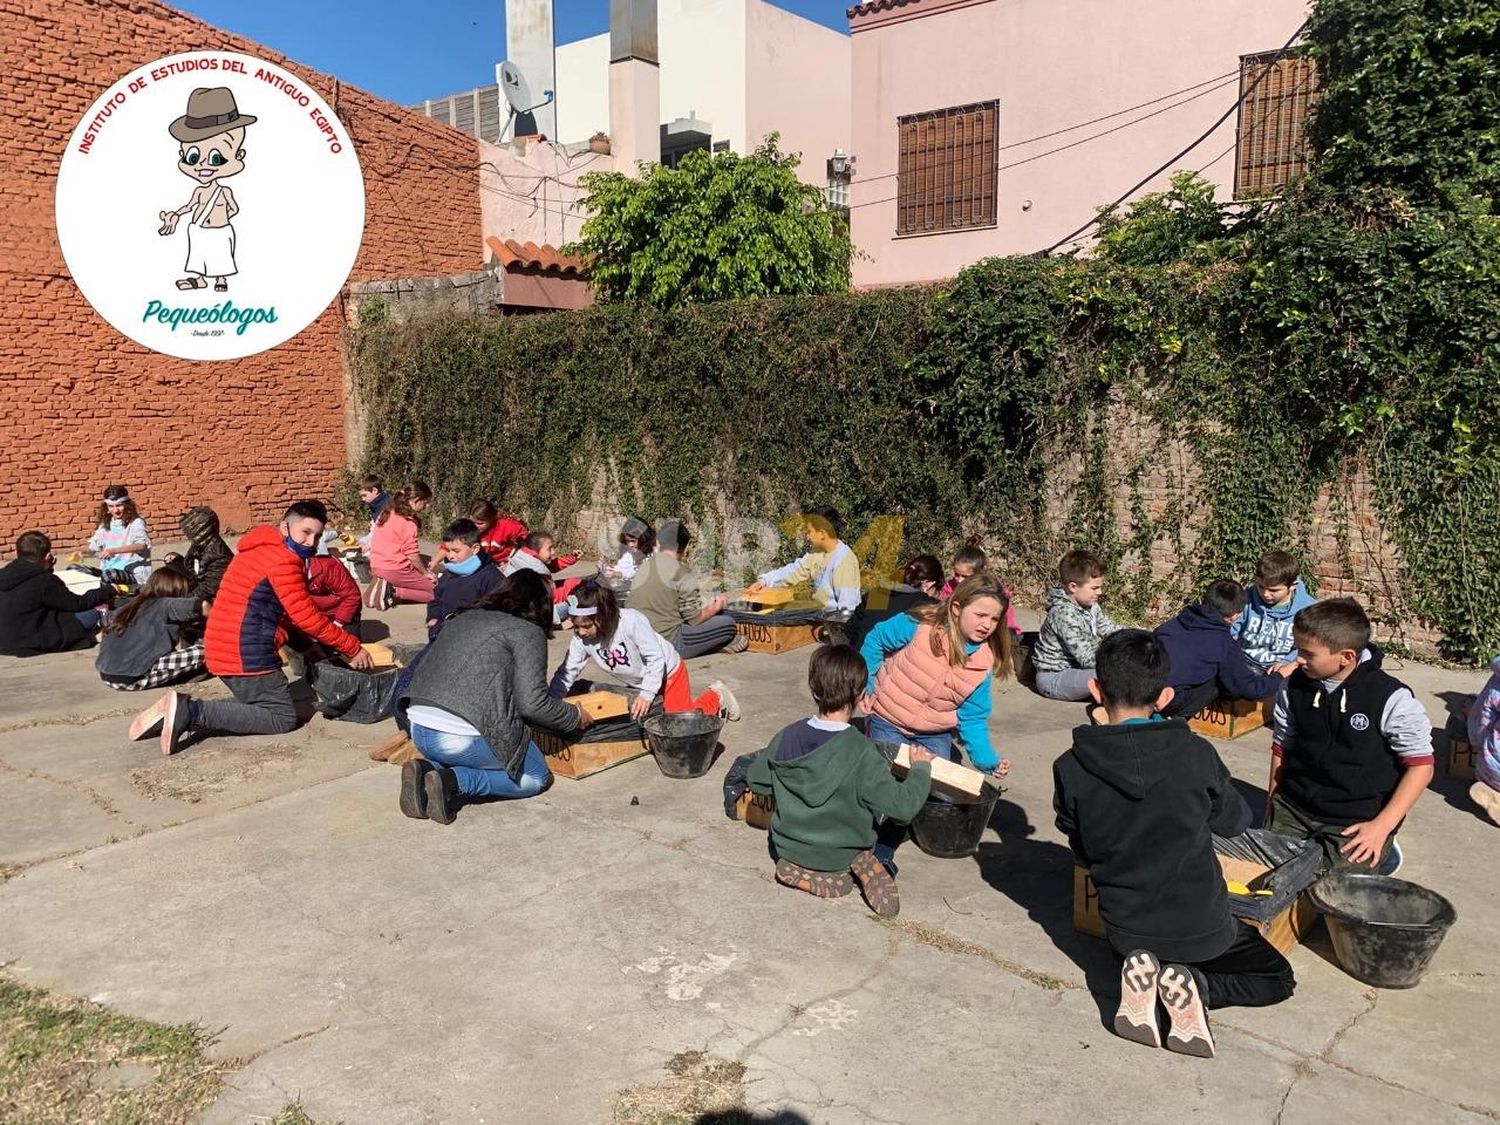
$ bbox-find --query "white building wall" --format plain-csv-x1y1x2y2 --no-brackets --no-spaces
551,0,755,157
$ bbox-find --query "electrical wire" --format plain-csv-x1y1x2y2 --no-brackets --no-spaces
851,67,1242,187
1033,18,1310,255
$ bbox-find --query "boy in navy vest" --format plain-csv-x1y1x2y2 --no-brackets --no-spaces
1267,599,1434,874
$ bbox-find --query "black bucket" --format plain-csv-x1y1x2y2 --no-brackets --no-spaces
909,786,1000,858
1309,872,1457,989
642,712,725,779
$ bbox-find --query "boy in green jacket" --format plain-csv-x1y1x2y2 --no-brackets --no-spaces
749,645,935,917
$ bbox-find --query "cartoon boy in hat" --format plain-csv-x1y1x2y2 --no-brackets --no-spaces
157,87,255,292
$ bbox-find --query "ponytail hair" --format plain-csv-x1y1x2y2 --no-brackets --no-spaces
377,480,432,527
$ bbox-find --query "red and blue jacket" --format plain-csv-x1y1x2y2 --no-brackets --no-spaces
204,526,362,676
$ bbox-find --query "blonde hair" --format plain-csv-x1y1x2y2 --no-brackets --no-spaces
913,575,1013,681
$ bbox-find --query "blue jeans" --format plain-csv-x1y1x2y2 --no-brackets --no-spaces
74,608,104,632
865,713,956,762
409,726,551,799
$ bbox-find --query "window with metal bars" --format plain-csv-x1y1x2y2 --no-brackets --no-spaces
1234,51,1318,199
896,101,998,236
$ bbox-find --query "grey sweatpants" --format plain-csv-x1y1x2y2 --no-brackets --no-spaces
674,614,740,659
193,672,299,735
1034,667,1096,702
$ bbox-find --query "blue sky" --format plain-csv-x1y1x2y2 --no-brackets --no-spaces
172,0,850,106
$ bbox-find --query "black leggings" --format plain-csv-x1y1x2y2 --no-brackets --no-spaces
1118,925,1296,1009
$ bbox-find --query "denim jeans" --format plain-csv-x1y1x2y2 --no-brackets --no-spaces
410,725,551,799
74,608,104,632
1035,667,1096,702
865,713,955,762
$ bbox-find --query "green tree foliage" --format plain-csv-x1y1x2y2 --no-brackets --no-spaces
1094,172,1239,267
563,138,852,306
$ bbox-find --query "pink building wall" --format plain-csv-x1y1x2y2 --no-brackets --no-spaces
477,137,617,251
849,0,1310,287
746,0,852,187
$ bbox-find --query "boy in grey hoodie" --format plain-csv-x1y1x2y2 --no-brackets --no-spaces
1033,550,1122,702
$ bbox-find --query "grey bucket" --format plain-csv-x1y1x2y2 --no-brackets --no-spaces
1309,872,1457,989
642,712,724,779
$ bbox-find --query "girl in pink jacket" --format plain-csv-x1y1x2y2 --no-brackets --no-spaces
367,481,435,607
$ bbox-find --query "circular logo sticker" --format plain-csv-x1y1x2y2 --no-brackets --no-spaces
1350,713,1370,732
56,51,365,361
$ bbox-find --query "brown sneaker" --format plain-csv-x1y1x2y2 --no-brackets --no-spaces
775,858,853,899
1159,965,1215,1058
1113,950,1163,1049
1470,782,1500,826
850,849,901,917
723,633,750,654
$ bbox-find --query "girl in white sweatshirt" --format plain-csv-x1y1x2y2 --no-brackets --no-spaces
549,581,739,721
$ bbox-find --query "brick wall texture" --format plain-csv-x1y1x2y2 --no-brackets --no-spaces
0,0,483,545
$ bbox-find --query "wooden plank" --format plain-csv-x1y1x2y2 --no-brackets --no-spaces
387,739,424,766
360,642,401,669
569,691,630,721
1188,696,1268,740
736,621,819,655
736,586,793,607
369,731,411,762
531,726,648,780
891,744,986,798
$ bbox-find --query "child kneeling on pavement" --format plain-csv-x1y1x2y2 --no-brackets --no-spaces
748,645,936,917
1053,629,1294,1059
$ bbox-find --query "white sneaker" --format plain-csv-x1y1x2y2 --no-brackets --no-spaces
1159,965,1215,1058
1113,950,1162,1049
709,680,741,721
1470,782,1500,826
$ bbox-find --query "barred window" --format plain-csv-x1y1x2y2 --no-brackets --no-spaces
1234,51,1318,199
896,101,998,236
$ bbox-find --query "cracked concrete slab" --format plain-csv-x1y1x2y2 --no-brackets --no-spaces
0,600,1496,1122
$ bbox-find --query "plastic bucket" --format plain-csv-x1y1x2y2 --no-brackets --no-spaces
909,786,999,858
642,712,725,779
1309,872,1457,989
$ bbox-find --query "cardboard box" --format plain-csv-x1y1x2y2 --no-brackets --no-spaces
531,726,648,779
734,790,775,830
1072,861,1317,955
1448,737,1477,781
1189,697,1269,741
735,621,821,655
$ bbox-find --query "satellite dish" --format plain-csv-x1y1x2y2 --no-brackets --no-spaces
500,60,534,114
499,59,551,141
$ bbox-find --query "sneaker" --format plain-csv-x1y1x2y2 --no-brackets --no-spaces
399,758,432,819
722,633,750,655
710,680,741,721
1159,964,1215,1058
423,765,460,825
1113,950,1163,1049
850,849,901,917
159,691,191,756
1469,782,1500,826
128,691,173,742
1376,839,1405,877
381,581,398,611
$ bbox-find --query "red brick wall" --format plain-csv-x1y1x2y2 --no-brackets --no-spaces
0,0,483,545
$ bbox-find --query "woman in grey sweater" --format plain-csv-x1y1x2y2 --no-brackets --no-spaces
399,570,592,823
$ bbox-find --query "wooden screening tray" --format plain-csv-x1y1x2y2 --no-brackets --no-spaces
531,726,648,779
1188,696,1271,740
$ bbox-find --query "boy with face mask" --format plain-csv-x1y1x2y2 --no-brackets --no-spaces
128,500,370,754
427,519,503,641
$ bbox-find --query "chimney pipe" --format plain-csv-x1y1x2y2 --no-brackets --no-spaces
608,0,660,167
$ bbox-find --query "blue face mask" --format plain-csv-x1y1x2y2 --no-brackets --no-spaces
445,552,483,576
283,536,318,560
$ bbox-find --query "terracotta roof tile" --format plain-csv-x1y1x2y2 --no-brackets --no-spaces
485,236,588,278
847,0,923,17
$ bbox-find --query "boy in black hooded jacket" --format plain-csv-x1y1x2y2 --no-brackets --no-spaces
1054,629,1294,1059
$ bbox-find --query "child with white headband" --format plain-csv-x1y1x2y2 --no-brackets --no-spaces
548,580,741,722
88,484,152,585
